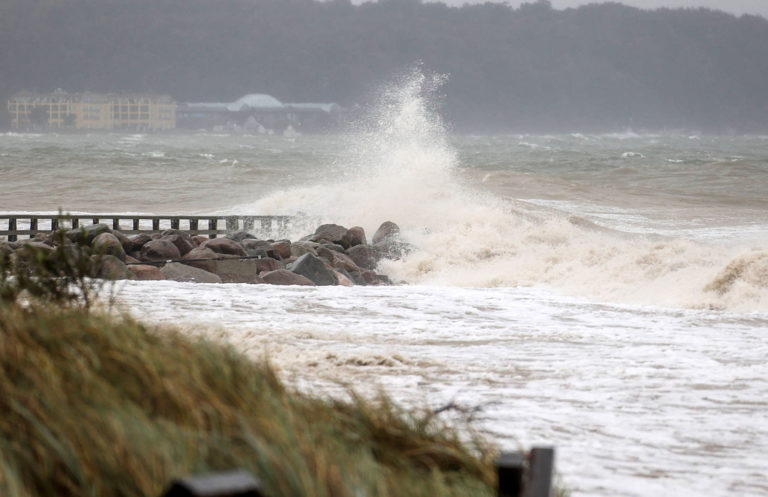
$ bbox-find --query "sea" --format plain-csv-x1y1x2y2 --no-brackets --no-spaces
1,78,767,496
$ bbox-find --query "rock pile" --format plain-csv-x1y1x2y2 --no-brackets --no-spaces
0,221,410,287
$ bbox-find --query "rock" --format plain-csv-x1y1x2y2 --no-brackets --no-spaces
161,262,222,284
290,241,319,258
210,258,272,284
128,264,164,281
372,221,400,245
125,255,141,264
361,270,384,286
16,241,55,254
261,269,315,286
162,234,194,256
90,254,129,280
347,270,367,286
320,243,345,253
182,247,219,273
288,253,337,286
324,249,361,273
242,239,281,260
67,223,111,244
201,237,247,256
346,244,378,270
313,224,350,248
332,269,355,287
124,234,152,252
140,239,181,262
271,240,292,259
227,231,257,243
191,235,209,247
92,233,126,262
111,230,130,249
343,226,366,248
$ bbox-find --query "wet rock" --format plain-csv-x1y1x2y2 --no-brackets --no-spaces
343,226,366,248
90,254,129,280
162,234,194,256
261,269,316,286
124,234,152,252
271,240,292,259
313,224,350,248
290,241,319,258
332,269,355,287
161,262,222,284
201,237,247,256
227,231,257,243
372,221,400,245
346,244,378,270
242,239,281,260
67,223,112,244
182,247,219,273
288,253,337,286
211,258,271,284
92,233,126,262
128,264,164,281
140,239,181,262
191,235,209,247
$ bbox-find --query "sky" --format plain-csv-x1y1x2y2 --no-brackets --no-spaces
423,0,768,18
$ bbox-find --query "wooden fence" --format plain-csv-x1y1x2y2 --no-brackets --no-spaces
0,214,299,242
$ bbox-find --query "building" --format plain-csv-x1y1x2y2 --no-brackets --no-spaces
177,93,342,133
6,90,176,131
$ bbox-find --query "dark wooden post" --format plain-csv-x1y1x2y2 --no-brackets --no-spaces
171,217,180,230
244,216,254,233
51,218,59,232
8,218,17,242
113,218,120,230
93,217,99,225
72,218,80,229
226,216,238,233
133,218,139,231
497,452,526,497
209,218,218,239
30,218,38,236
190,218,199,233
152,218,160,231
524,447,555,497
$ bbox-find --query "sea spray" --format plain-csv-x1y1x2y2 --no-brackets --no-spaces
244,70,768,311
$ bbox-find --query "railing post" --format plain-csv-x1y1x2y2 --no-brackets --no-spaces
190,218,199,233
8,218,17,242
524,447,555,497
51,218,59,232
153,218,160,231
113,218,120,230
497,452,526,497
244,216,254,233
133,218,139,231
226,216,238,233
30,218,38,236
171,217,180,230
209,218,218,239
73,218,80,229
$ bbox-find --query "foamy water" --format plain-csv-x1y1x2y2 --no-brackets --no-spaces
2,73,768,496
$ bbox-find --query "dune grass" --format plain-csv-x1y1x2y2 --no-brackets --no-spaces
0,303,497,497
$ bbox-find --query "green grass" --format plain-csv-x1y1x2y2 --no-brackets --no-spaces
0,303,496,497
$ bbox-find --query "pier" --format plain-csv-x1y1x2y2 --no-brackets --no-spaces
0,214,298,242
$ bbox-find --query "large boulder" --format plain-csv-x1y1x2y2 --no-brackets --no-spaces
67,223,112,244
182,247,219,273
128,264,164,281
320,248,361,273
226,231,257,243
288,253,337,286
372,221,400,245
271,240,292,260
332,269,355,287
261,269,315,286
290,241,319,258
92,233,126,262
312,224,350,248
342,226,366,248
242,239,281,260
210,259,271,284
124,234,152,253
162,234,194,256
90,254,130,280
201,238,247,256
161,262,222,284
346,244,378,270
140,239,181,262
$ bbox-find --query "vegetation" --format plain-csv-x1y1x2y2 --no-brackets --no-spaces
1,0,767,132
0,236,497,497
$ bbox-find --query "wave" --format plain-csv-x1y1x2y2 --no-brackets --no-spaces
238,69,768,311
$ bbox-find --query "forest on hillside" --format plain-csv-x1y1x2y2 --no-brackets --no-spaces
1,0,767,133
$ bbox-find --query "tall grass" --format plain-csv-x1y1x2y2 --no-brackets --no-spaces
0,304,496,497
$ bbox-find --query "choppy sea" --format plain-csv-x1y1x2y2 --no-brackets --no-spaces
1,80,767,496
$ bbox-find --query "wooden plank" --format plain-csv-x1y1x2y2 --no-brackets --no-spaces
497,452,526,497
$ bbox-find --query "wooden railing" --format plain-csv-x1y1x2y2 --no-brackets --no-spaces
0,214,298,242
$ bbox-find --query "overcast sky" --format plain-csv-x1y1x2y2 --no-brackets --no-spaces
416,1,768,18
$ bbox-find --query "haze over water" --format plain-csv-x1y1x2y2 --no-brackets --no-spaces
2,74,767,496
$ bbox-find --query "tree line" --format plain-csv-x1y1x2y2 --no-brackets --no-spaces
1,0,767,133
